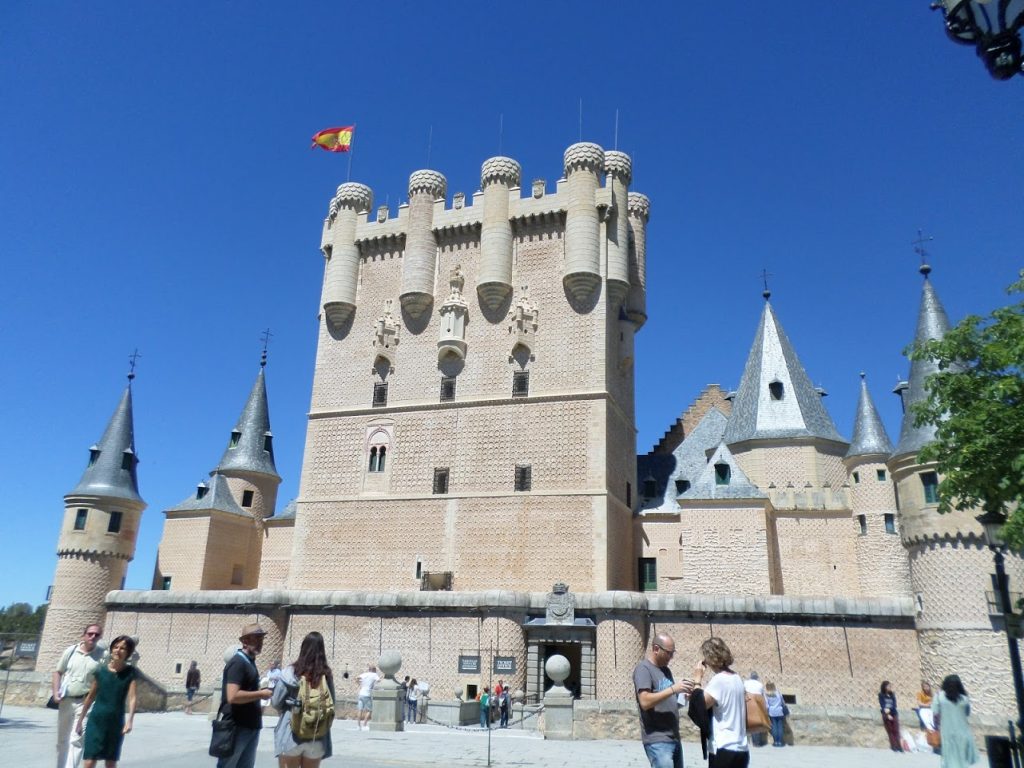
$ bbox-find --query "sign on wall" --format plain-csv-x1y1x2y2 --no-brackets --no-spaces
14,640,39,658
458,655,480,674
493,656,516,675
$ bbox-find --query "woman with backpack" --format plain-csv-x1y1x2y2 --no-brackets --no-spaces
271,632,336,768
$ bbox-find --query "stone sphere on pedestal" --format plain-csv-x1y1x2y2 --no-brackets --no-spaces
512,689,525,703
223,644,241,664
378,650,402,679
544,654,570,685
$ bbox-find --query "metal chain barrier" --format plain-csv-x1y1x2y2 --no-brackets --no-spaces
421,703,545,732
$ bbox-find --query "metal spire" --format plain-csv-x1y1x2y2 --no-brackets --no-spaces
913,229,934,278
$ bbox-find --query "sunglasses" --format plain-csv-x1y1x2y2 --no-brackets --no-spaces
654,644,676,657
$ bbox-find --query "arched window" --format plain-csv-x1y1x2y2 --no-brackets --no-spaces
368,446,379,472
378,446,387,472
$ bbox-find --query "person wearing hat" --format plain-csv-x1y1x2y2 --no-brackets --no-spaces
216,623,273,768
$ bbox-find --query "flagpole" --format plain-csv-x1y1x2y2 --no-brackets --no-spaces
427,125,433,168
614,109,619,151
498,113,503,156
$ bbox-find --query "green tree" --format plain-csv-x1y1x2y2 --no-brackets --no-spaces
0,602,47,635
910,270,1024,547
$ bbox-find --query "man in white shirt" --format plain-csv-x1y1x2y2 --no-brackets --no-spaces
53,623,105,768
356,664,380,731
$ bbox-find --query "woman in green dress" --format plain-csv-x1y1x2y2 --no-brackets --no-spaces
76,635,138,768
934,674,979,768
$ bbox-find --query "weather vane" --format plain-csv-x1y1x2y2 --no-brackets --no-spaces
127,349,142,382
760,268,773,300
259,328,273,368
912,229,934,277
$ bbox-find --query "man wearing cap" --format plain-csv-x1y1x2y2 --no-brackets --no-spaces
216,623,273,768
53,622,105,768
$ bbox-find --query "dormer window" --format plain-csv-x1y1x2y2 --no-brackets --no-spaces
714,463,731,485
229,431,241,448
675,479,691,494
263,434,274,457
121,451,134,471
195,483,208,500
88,448,100,466
643,478,657,498
768,381,784,401
241,490,254,508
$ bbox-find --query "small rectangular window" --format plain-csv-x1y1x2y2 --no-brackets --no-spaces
74,509,88,531
675,479,691,494
876,469,887,482
373,382,388,407
107,511,123,534
639,558,657,592
263,435,273,456
857,514,867,536
433,468,449,495
175,662,183,674
229,431,241,448
884,513,897,534
852,471,860,484
88,448,100,466
120,452,133,471
440,377,456,402
231,564,244,585
514,464,532,492
512,371,530,398
161,576,172,590
626,482,631,507
714,463,731,486
241,490,254,508
415,559,423,579
921,471,939,504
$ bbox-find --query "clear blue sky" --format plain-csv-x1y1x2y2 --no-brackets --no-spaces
1,2,1021,608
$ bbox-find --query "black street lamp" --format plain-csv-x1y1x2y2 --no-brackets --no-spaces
977,510,1024,740
932,0,1024,79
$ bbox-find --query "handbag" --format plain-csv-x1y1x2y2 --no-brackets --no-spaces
782,702,790,717
209,706,237,758
745,692,770,733
45,695,60,710
926,728,941,748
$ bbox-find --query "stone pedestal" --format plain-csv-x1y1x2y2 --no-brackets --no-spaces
541,654,574,740
369,650,404,732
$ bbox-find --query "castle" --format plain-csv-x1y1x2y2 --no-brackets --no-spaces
36,141,1022,723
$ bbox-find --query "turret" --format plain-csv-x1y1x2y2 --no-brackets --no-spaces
561,142,604,302
603,151,631,305
477,156,521,311
322,183,373,327
626,192,650,327
38,378,147,672
844,374,912,597
400,170,447,318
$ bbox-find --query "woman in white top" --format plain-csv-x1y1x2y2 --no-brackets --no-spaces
692,637,749,768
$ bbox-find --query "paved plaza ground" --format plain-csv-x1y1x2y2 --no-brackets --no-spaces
1,704,954,768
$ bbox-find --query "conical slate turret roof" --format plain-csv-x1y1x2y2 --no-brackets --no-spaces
846,374,894,459
216,368,280,479
892,276,951,459
166,473,247,516
69,385,144,503
723,302,844,445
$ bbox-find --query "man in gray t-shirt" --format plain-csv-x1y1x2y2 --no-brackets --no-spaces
633,632,693,768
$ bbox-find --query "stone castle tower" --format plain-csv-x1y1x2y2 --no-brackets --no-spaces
152,363,280,591
38,378,146,671
281,142,648,592
889,266,1024,708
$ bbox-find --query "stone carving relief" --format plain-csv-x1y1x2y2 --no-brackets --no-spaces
508,285,539,356
372,300,401,371
438,265,469,361
545,582,575,625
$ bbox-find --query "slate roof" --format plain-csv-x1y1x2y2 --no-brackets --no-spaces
892,277,951,459
637,408,729,512
679,442,767,501
69,385,144,504
166,473,247,516
272,499,297,520
723,302,844,445
846,374,894,459
216,368,280,479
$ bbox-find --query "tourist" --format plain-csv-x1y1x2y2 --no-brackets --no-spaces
271,631,335,768
633,632,693,768
916,680,935,730
75,635,137,768
406,678,419,723
693,637,749,768
764,681,786,747
934,675,979,768
216,623,273,768
356,664,379,731
499,686,510,728
743,671,767,747
879,680,902,752
185,661,200,715
479,687,490,728
54,622,105,768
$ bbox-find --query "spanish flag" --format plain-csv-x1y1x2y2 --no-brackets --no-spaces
311,125,354,152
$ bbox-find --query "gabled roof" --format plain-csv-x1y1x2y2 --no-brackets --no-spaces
846,374,893,459
216,368,280,480
166,473,247,516
892,276,951,459
723,302,844,445
273,499,297,520
680,442,767,501
638,408,728,512
69,385,144,504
